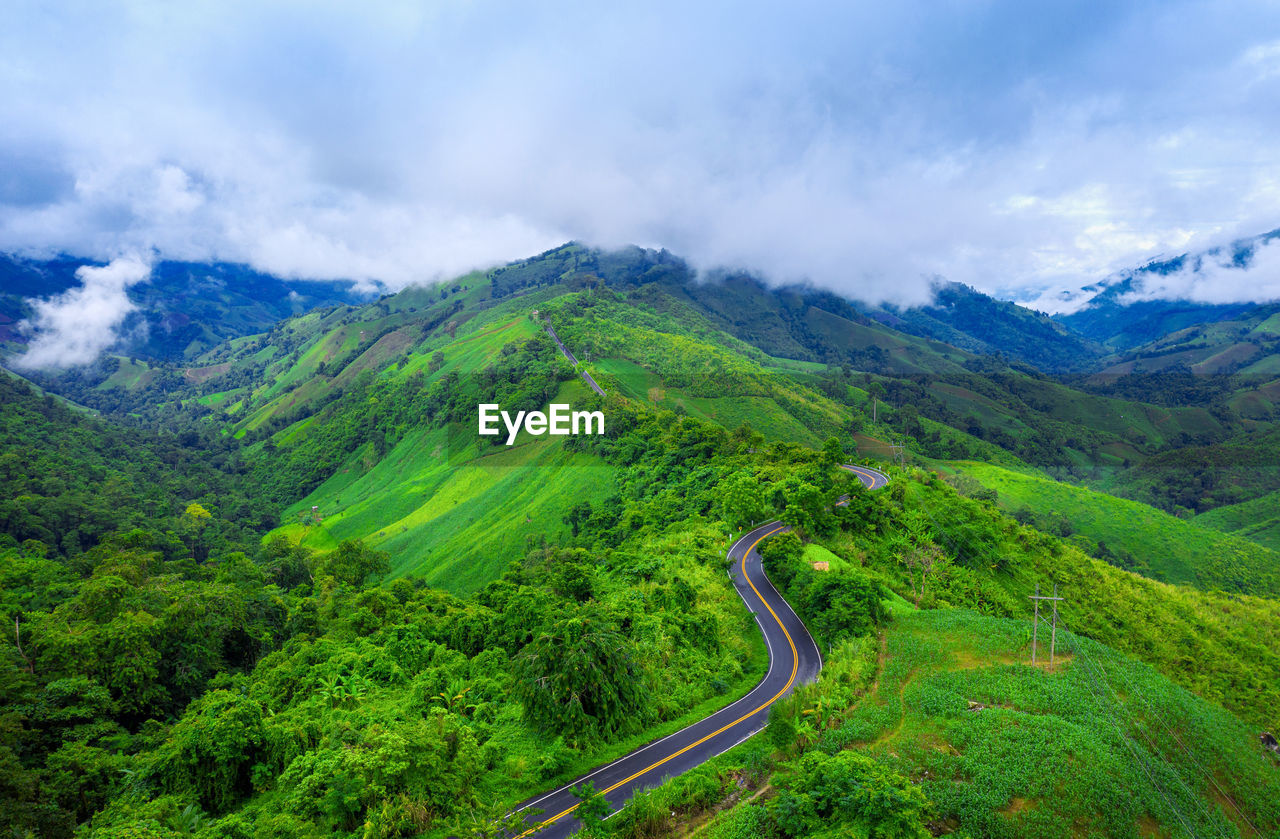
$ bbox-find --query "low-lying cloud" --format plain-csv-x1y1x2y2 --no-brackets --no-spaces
2,1,1280,311
1116,237,1280,306
14,257,152,369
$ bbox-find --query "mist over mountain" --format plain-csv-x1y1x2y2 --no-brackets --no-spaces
1059,228,1280,350
0,253,374,366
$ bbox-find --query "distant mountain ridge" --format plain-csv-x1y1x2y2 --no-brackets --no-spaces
854,281,1104,372
8,231,1280,381
485,243,1103,373
0,253,373,362
1058,227,1280,351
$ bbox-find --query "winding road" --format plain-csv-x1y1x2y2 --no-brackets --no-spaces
511,463,890,838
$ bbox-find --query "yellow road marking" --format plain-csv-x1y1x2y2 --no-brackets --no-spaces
518,468,885,836
519,523,796,836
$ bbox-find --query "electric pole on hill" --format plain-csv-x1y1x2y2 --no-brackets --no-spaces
888,436,907,469
1030,582,1063,664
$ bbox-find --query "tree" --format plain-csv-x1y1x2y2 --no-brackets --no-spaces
720,471,769,528
181,503,212,563
821,437,845,468
800,572,884,647
760,531,803,592
571,781,612,838
772,750,931,838
768,702,797,752
154,689,266,812
564,501,593,538
868,381,888,423
315,540,389,588
514,607,649,744
900,543,944,607
780,482,831,538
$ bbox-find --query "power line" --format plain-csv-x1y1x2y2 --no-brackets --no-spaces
1080,628,1259,837
1055,619,1213,839
906,471,1249,836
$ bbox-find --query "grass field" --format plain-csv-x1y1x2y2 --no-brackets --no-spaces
809,606,1280,838
1195,489,1280,552
97,356,155,390
949,461,1280,596
271,427,618,594
593,357,828,446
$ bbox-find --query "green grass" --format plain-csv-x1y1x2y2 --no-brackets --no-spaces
96,356,154,390
1251,312,1280,335
814,608,1280,838
594,357,825,445
801,543,855,573
397,316,539,381
1195,489,1280,552
674,395,822,445
270,428,618,595
194,390,234,407
594,358,658,401
952,461,1280,596
1237,353,1280,378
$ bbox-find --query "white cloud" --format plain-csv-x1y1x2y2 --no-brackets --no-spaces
1118,237,1280,305
13,256,152,369
0,1,1278,311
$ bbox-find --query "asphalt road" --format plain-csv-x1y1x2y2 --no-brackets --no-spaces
545,324,605,396
510,463,890,838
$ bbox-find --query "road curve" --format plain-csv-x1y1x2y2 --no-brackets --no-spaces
511,463,890,838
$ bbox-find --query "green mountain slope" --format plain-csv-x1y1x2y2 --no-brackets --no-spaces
22,243,1268,592
667,605,1278,839
0,371,269,558
1056,228,1280,352
274,426,617,594
23,243,1259,482
1103,423,1280,515
1194,490,1280,552
5,245,1280,838
860,280,1106,372
946,460,1280,596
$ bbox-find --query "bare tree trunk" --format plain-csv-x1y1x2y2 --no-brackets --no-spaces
15,617,33,673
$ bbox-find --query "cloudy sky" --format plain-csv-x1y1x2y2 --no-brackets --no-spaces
3,0,1280,312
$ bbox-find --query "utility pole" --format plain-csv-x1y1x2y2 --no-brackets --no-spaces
1051,582,1059,664
1031,583,1038,664
1029,582,1064,664
887,438,907,469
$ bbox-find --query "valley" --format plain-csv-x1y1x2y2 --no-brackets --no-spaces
3,243,1280,838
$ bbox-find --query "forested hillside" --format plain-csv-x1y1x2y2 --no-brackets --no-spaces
0,373,271,558
3,244,1280,838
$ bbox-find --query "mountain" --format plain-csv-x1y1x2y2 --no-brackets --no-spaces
20,241,1264,590
4,243,1280,837
1083,299,1280,383
1058,228,1280,351
856,280,1105,373
0,254,373,362
484,243,1105,374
